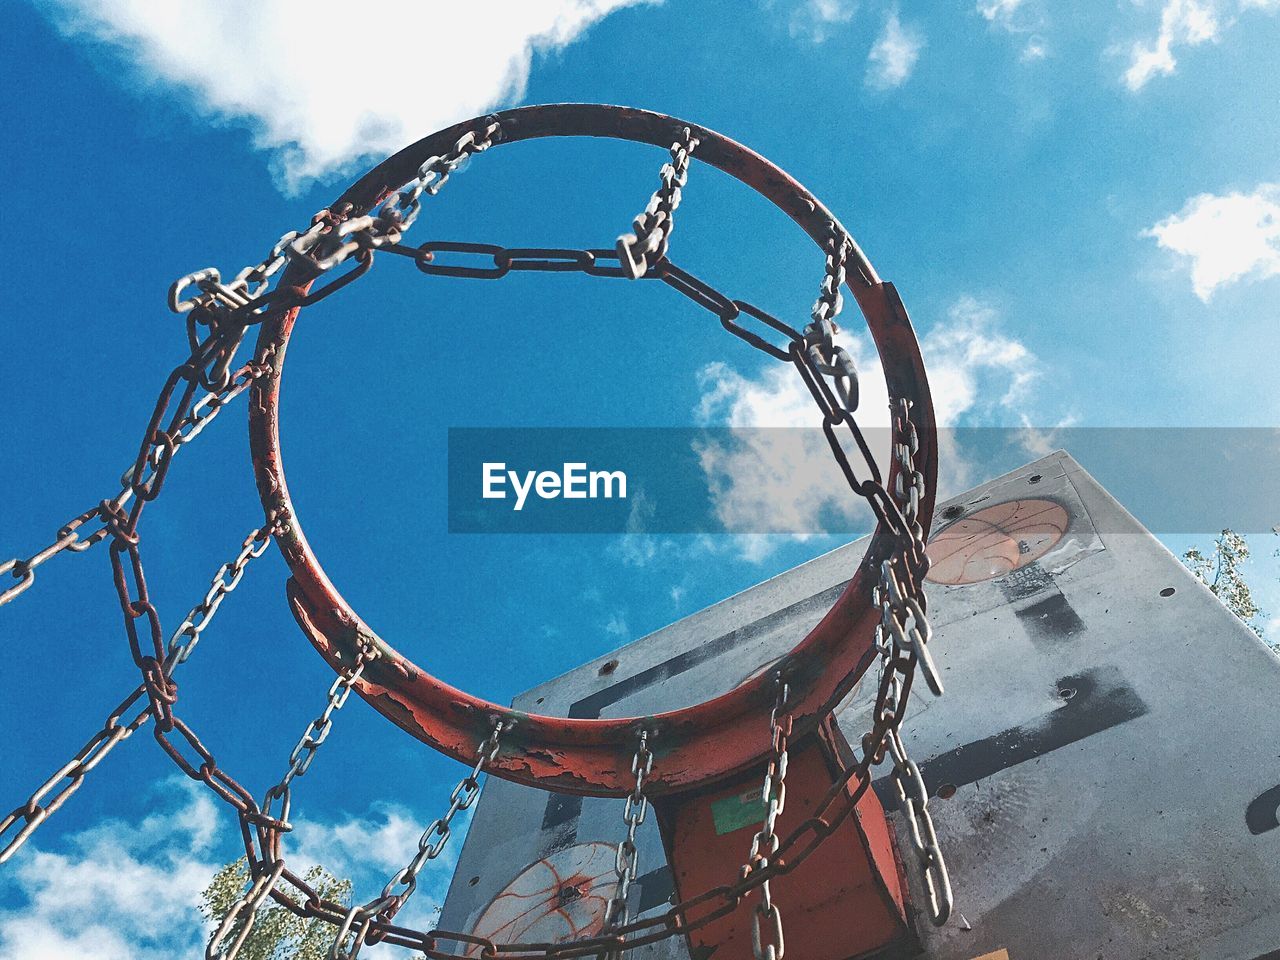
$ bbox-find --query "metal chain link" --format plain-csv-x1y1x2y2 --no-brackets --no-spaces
168,518,279,668
169,220,326,317
616,128,699,279
0,521,278,864
2,129,951,957
209,640,381,960
799,223,859,411
811,222,852,328
124,346,278,506
260,642,381,836
169,120,502,322
0,349,275,609
600,729,653,960
326,720,505,960
878,559,940,698
745,678,789,960
891,399,926,543
0,685,154,865
366,122,502,249
870,559,953,927
885,728,951,927
868,396,952,926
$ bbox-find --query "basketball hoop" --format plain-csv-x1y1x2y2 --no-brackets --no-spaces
251,103,938,795
0,103,950,960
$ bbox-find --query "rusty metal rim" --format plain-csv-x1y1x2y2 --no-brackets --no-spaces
248,103,937,797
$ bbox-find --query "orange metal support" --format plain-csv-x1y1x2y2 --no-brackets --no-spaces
654,720,915,960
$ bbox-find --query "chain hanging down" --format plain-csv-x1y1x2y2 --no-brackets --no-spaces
744,678,790,960
169,120,503,323
209,640,381,960
874,397,951,925
326,720,506,960
807,222,949,925
0,521,278,864
869,554,952,927
1,106,948,960
600,729,654,960
616,127,699,279
799,223,860,412
263,643,382,838
0,349,275,609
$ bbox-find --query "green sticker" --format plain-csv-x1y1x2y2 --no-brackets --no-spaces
711,788,767,836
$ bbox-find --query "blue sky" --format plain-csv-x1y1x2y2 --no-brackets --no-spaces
2,0,1279,955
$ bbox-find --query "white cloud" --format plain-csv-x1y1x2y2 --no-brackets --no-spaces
694,338,888,551
977,0,1026,23
924,296,1038,424
909,296,1041,496
786,0,858,43
610,490,673,568
40,0,655,194
865,10,924,90
1119,0,1280,90
0,780,220,960
977,0,1049,61
692,333,885,559
1122,0,1221,90
1014,415,1078,459
694,297,1042,559
1020,35,1049,60
290,805,430,879
1145,184,1280,300
0,778,466,958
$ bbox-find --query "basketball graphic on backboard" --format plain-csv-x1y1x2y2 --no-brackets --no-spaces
924,498,1069,585
466,842,617,956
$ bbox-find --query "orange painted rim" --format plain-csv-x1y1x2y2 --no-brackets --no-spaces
248,104,937,796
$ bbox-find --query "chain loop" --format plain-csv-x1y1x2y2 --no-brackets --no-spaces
885,729,952,925
601,729,653,960
0,522,278,864
325,720,505,959
2,117,949,956
745,678,790,960
617,127,699,279
168,120,501,324
0,350,274,610
259,642,382,840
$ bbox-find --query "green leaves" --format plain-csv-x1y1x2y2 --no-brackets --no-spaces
1182,529,1267,641
199,858,351,960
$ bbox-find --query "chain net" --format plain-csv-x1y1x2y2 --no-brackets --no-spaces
0,116,950,960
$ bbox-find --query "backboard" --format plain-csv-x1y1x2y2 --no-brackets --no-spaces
438,451,1280,960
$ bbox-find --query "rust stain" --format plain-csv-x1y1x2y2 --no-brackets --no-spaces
248,103,937,797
